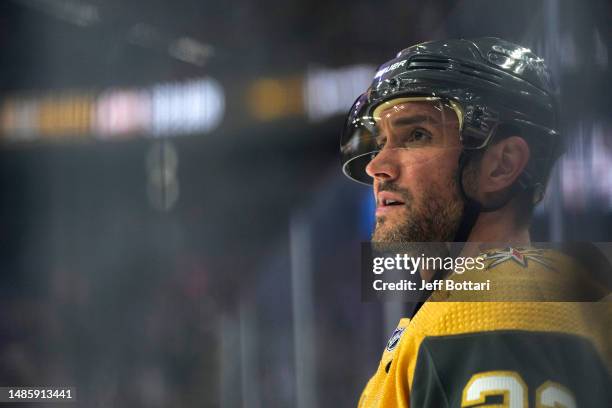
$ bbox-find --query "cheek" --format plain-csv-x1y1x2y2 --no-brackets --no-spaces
431,146,460,173
399,149,458,193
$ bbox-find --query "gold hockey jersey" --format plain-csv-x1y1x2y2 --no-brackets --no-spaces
358,247,611,408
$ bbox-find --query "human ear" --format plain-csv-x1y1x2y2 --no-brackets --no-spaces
479,136,530,194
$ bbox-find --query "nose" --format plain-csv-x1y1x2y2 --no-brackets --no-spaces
365,148,399,182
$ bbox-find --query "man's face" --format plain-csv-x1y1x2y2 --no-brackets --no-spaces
366,100,464,242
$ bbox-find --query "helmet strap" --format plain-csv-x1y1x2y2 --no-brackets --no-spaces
453,151,482,242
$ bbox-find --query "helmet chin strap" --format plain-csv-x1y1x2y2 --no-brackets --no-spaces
453,151,483,243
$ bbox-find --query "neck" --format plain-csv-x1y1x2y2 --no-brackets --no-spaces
460,204,531,257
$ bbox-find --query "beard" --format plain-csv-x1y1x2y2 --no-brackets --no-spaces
372,176,464,243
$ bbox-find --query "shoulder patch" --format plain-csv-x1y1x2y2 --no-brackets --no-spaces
386,327,406,351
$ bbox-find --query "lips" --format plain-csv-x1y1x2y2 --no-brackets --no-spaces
376,191,406,215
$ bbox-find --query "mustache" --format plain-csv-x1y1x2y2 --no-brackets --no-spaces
377,181,413,203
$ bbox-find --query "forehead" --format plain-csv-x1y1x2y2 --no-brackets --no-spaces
372,99,463,147
374,99,460,125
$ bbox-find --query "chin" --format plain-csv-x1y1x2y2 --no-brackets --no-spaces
372,226,399,243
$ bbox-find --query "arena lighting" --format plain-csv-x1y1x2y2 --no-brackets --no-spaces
168,37,215,67
247,77,303,121
0,93,93,141
14,0,100,27
38,93,93,136
0,98,39,141
150,78,225,137
95,89,152,138
560,122,612,210
304,64,375,121
0,77,225,141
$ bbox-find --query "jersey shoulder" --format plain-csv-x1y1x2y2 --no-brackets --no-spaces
431,246,609,301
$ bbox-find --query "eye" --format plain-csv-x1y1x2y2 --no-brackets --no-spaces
410,128,432,143
375,136,387,149
398,128,432,146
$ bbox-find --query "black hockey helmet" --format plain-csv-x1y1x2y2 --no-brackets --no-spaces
340,37,562,203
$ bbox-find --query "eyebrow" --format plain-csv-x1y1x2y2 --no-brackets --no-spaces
389,114,440,127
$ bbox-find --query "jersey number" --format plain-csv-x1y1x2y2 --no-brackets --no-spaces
461,371,576,408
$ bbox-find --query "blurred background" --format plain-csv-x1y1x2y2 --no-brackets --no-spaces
0,0,610,406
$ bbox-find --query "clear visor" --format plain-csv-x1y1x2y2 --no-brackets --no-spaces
341,97,464,184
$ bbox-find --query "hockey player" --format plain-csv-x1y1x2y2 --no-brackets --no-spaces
340,38,611,407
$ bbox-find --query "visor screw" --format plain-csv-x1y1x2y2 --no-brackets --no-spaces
386,78,400,92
